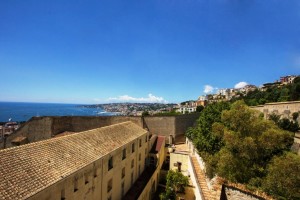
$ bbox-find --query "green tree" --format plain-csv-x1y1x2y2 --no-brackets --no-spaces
187,100,295,198
292,112,299,121
278,88,290,102
193,102,230,155
268,113,281,124
290,76,300,100
269,113,299,132
262,152,300,200
214,101,293,184
166,170,189,193
196,105,204,112
160,170,189,200
142,111,150,116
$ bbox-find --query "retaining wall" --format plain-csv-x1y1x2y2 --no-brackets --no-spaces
251,101,300,122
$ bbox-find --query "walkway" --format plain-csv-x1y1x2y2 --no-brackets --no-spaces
191,156,219,200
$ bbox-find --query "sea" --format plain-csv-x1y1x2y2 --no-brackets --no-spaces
0,102,116,122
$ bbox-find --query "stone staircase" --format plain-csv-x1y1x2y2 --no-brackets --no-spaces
191,156,219,200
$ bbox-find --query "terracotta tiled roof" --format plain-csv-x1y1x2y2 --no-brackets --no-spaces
0,122,147,200
150,135,165,153
155,136,165,152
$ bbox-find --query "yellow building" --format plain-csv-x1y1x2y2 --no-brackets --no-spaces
0,122,165,200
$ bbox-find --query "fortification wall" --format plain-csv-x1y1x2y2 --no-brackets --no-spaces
1,115,199,149
175,114,199,142
143,114,199,144
51,116,142,135
251,101,300,121
144,116,176,143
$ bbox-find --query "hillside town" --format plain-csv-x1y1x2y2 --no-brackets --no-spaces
0,121,20,144
81,103,177,116
78,75,300,116
176,75,299,114
85,75,299,116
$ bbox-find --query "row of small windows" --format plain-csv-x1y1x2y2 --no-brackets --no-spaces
107,179,127,199
69,157,145,200
66,135,149,199
111,135,149,170
73,168,98,193
70,169,129,199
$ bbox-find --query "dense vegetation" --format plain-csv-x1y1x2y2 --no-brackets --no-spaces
268,113,300,133
186,101,300,199
232,76,300,106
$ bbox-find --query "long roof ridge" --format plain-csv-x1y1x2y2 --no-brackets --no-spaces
0,121,136,153
0,121,147,200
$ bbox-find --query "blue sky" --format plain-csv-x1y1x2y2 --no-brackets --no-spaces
0,0,299,104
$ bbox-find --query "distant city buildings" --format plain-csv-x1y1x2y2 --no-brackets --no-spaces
0,121,19,143
280,75,297,85
175,75,299,112
81,103,177,116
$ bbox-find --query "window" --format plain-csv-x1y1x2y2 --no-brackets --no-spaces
145,135,148,142
139,139,142,147
132,143,135,153
107,179,112,192
122,167,125,178
131,159,134,168
122,148,126,160
139,153,141,161
108,156,113,171
131,172,134,186
145,148,147,155
94,167,97,178
177,162,182,172
74,177,78,192
121,182,125,197
61,189,65,200
150,157,155,166
85,173,89,184
138,165,140,176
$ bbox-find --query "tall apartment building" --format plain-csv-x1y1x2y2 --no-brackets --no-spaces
0,122,164,200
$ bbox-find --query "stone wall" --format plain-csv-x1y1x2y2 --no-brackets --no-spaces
1,114,199,149
251,101,300,122
51,116,142,135
144,114,199,144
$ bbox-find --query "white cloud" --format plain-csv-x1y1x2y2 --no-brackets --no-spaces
203,85,215,94
234,81,248,89
108,94,168,103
